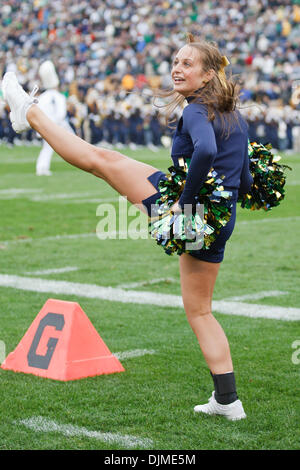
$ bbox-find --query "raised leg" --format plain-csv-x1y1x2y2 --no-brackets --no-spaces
27,105,160,209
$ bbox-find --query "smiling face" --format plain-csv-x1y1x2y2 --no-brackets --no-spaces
171,45,212,97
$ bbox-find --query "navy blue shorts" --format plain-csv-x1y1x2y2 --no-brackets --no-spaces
142,171,238,263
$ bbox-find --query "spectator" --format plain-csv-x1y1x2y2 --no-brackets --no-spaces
0,0,299,152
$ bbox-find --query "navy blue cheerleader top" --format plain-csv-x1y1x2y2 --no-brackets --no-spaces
171,99,253,208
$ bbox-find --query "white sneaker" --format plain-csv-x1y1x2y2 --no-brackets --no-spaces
2,72,38,133
194,392,246,421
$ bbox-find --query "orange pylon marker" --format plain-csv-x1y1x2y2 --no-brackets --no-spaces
1,299,124,380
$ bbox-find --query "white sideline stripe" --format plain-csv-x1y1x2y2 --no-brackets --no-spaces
0,274,182,306
0,190,44,199
0,192,119,203
30,191,107,200
96,229,148,239
24,266,79,275
56,198,120,204
16,416,152,449
30,194,120,202
0,274,299,321
211,300,300,321
0,188,43,195
1,233,97,245
226,290,289,301
114,349,156,360
117,277,177,289
0,230,148,246
0,230,149,246
3,170,81,178
0,158,37,164
237,216,300,226
0,340,5,364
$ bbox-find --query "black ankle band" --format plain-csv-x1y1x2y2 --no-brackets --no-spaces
210,371,238,405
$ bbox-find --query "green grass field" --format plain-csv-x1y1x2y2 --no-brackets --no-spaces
0,143,299,451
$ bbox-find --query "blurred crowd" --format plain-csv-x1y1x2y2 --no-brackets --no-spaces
0,0,300,151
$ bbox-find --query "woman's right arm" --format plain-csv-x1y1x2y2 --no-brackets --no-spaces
178,104,217,208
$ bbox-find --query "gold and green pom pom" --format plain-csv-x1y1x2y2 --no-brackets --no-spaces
239,142,291,211
149,160,233,256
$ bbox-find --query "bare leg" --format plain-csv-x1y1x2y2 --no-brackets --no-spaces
179,253,233,374
27,105,233,371
27,105,160,208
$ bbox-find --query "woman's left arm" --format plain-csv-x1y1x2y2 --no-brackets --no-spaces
178,104,217,209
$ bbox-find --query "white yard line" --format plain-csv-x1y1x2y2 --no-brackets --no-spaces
30,191,104,200
0,187,120,203
0,188,43,194
0,188,44,199
237,216,300,226
0,274,299,321
56,198,120,204
225,291,289,301
24,266,79,276
30,194,119,202
16,416,152,449
2,170,80,178
0,229,149,246
0,158,38,164
210,300,300,321
1,232,97,245
113,349,156,360
0,340,5,364
0,273,182,307
117,278,177,289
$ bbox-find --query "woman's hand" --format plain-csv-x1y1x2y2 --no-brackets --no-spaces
170,201,182,214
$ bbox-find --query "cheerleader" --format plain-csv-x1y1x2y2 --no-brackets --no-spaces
2,36,253,421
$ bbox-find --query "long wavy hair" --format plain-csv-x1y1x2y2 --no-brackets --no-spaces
154,33,241,136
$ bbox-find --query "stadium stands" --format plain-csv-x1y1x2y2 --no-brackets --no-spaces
0,0,299,151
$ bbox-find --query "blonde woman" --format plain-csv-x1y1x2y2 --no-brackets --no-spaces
2,36,252,421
